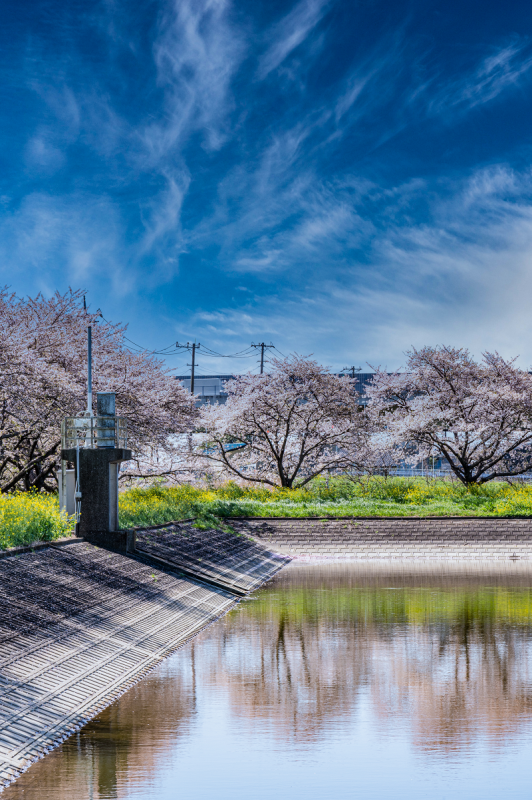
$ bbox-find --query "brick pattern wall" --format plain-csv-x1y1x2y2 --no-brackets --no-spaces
238,518,532,560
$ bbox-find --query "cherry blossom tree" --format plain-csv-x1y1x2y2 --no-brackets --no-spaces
192,355,369,488
0,288,197,492
366,346,532,485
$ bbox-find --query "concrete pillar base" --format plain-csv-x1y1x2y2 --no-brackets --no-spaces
83,529,137,553
61,447,132,541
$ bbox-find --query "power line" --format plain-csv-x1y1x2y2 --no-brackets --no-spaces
176,342,200,395
342,366,362,378
199,345,256,359
166,363,190,373
251,342,275,374
97,305,285,364
99,313,178,355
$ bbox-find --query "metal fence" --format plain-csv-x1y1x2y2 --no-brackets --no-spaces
61,416,128,449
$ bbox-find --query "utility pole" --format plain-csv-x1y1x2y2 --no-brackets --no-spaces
87,325,93,414
176,341,200,395
342,366,362,378
251,342,275,374
190,342,199,395
83,295,93,415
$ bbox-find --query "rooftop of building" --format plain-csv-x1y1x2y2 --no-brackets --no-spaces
175,375,235,382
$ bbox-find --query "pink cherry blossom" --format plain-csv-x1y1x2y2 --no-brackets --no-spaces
0,288,197,491
366,346,532,485
192,355,369,488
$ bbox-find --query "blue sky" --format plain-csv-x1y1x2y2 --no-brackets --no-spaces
3,0,532,375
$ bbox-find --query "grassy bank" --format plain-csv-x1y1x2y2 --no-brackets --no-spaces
117,477,532,528
4,477,532,551
0,492,73,550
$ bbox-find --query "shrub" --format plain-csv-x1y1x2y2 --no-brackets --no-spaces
0,492,73,550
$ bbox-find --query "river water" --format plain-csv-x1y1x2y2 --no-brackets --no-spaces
5,562,532,799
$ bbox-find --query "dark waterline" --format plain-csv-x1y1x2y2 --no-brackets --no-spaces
5,563,532,799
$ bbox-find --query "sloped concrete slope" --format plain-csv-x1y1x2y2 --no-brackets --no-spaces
135,520,290,594
0,541,238,790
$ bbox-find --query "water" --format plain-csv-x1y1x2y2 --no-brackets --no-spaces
6,563,532,799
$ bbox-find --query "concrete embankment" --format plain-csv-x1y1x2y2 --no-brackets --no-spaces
0,527,287,791
241,517,532,561
134,519,288,594
2,515,532,790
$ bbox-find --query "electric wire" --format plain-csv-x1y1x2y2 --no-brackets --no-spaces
98,309,283,362
166,363,191,373
198,345,256,358
99,313,179,355
30,300,280,364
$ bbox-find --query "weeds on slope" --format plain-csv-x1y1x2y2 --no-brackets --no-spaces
0,492,73,550
2,477,531,551
117,477,532,528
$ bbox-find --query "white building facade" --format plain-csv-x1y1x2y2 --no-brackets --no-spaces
175,374,234,405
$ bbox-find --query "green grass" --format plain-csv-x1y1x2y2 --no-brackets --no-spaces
117,477,532,528
3,476,532,551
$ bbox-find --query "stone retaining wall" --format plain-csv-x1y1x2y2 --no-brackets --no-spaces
241,518,532,560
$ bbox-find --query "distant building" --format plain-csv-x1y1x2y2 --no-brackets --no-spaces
337,372,377,405
175,374,235,405
177,371,379,406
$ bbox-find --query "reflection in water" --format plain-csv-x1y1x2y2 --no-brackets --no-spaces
4,664,196,799
6,564,532,799
197,564,532,754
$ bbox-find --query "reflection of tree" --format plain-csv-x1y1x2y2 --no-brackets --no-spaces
371,611,532,755
7,564,532,797
196,598,369,745
194,565,532,755
4,666,196,799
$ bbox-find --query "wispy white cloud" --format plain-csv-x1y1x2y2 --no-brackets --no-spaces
7,0,532,369
332,29,411,127
17,3,532,292
24,135,66,173
256,0,329,80
427,38,532,117
325,35,532,154
176,165,532,370
179,28,532,291
0,193,132,297
137,171,191,275
186,121,318,260
125,0,248,261
145,0,246,157
184,121,374,276
28,82,81,138
334,74,374,123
